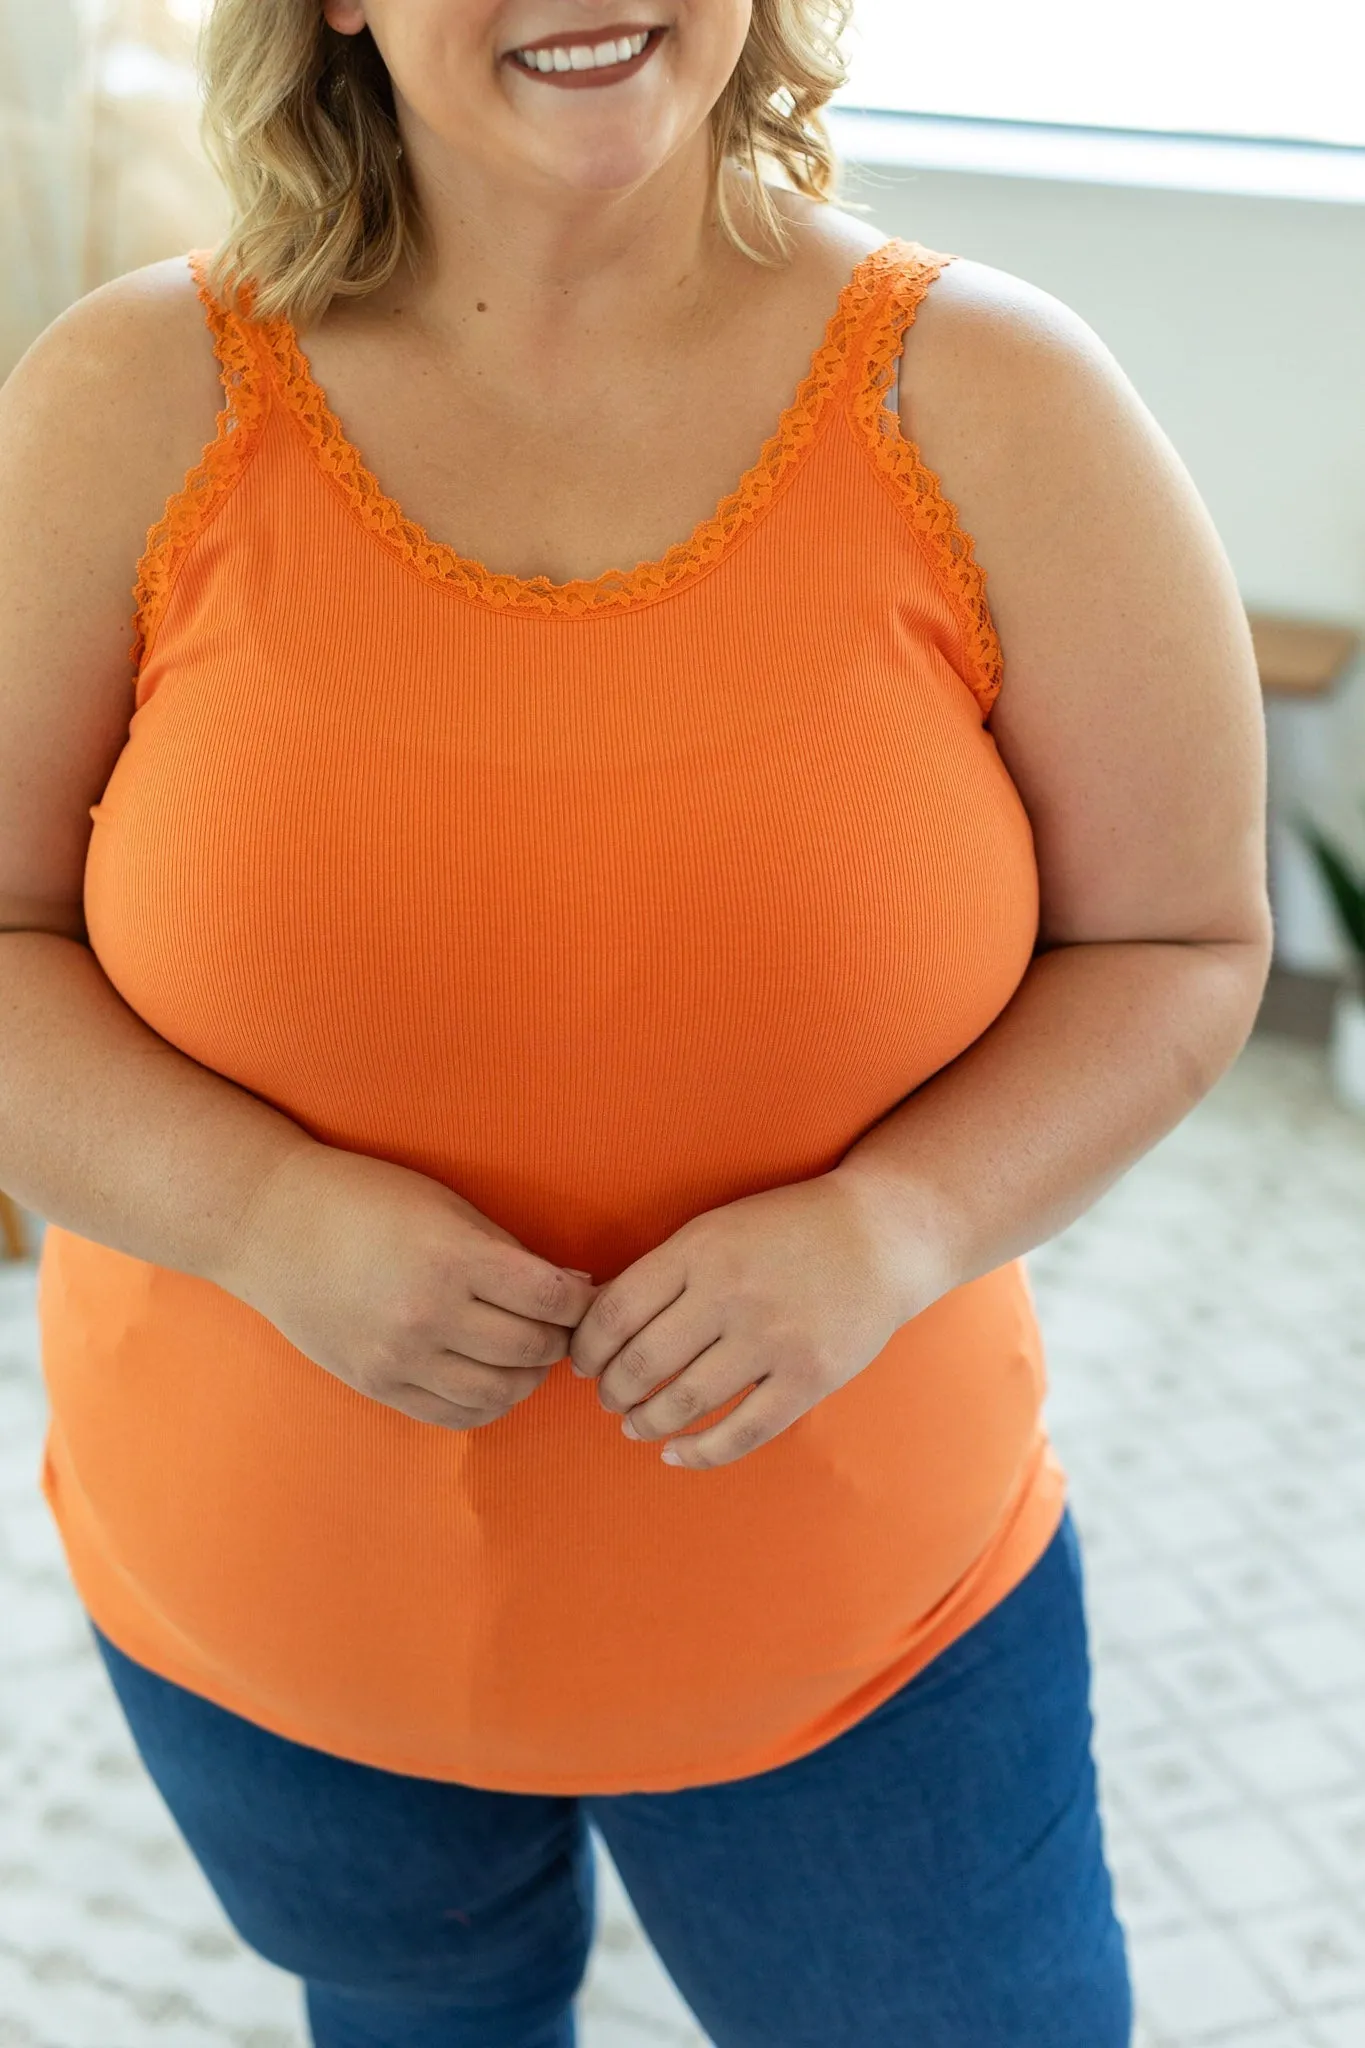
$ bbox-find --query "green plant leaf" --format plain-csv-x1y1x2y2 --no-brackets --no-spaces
1297,815,1365,962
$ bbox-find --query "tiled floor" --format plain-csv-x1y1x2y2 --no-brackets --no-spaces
2,1031,1365,2047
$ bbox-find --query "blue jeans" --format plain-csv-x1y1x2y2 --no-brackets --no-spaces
89,1503,1131,2047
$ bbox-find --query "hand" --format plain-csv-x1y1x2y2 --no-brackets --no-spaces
221,1141,599,1433
568,1171,936,1470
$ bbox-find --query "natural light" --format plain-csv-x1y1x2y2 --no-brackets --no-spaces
836,0,1365,151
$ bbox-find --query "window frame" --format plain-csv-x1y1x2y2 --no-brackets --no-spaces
825,105,1365,207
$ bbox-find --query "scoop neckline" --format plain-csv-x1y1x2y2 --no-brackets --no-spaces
247,236,913,618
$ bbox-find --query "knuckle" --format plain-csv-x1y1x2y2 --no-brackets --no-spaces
729,1419,768,1457
543,1322,571,1362
665,1380,703,1420
435,1371,491,1414
616,1344,653,1389
592,1290,628,1334
357,1339,404,1395
535,1267,571,1320
516,1325,555,1367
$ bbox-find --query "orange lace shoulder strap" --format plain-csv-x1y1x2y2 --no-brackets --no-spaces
846,242,1004,716
130,250,271,675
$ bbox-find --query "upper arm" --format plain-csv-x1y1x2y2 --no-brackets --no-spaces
901,257,1271,956
0,258,222,942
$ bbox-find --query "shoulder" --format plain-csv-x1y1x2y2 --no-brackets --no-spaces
766,211,1201,689
0,259,232,943
770,198,1121,425
0,255,226,543
4,253,218,399
901,253,1155,500
896,253,1231,670
897,250,1196,545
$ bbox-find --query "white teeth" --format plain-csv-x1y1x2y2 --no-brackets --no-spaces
513,29,651,73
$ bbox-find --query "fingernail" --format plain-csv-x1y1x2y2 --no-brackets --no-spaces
565,1268,594,1280
661,1446,684,1465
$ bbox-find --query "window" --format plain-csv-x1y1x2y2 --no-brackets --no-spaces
835,0,1365,151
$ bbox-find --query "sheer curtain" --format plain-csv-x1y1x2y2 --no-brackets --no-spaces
0,0,227,379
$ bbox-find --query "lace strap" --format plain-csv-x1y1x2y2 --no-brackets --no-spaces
129,251,270,675
847,245,1005,716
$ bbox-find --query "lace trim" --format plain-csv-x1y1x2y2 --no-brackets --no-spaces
129,252,269,675
247,238,920,619
850,248,1005,716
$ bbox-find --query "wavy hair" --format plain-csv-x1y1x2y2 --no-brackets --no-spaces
199,2,861,327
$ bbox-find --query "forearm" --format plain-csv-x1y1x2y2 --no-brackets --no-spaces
830,937,1271,1304
0,930,320,1286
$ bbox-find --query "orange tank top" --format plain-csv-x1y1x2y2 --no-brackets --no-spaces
37,237,1067,1793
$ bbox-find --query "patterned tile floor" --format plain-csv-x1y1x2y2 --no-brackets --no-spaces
3,1031,1365,2047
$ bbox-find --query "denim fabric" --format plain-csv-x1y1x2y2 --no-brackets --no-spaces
90,1502,1131,2047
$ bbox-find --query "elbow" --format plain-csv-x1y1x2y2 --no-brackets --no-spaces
1180,913,1274,1101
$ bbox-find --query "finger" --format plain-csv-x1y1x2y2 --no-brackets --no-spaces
619,1355,754,1441
654,1382,799,1471
570,1262,686,1379
455,1300,573,1370
397,1384,509,1431
423,1357,551,1413
590,1289,710,1408
474,1248,598,1331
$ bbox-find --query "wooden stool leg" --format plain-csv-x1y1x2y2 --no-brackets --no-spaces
0,1191,30,1261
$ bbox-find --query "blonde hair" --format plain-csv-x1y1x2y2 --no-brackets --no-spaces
199,1,861,327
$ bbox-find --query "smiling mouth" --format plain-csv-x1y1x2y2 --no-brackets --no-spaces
505,25,666,88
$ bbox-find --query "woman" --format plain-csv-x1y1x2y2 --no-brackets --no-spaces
0,0,1270,2043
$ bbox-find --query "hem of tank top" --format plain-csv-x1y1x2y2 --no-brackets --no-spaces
233,237,922,621
129,253,275,679
844,251,1006,719
51,1429,1067,1798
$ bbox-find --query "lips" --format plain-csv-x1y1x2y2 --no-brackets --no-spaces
512,21,660,55
504,25,665,85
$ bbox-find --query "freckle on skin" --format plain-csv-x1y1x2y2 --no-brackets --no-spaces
476,301,487,311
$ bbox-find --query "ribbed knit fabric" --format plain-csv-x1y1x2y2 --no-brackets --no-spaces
37,237,1067,1793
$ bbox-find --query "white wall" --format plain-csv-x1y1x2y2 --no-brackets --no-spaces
835,156,1365,971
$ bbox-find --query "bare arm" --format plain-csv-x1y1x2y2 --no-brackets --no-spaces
829,261,1272,1290
0,933,320,1279
0,263,321,1283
